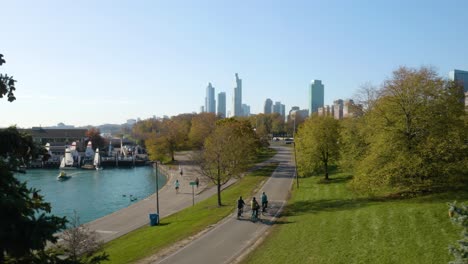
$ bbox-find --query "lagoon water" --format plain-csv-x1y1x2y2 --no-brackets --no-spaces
16,167,166,225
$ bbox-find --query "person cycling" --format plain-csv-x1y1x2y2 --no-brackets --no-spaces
250,197,260,221
261,192,268,213
237,196,245,218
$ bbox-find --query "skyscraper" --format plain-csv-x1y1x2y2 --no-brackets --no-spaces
217,92,226,118
273,101,286,118
233,73,243,117
205,83,216,113
309,80,324,116
264,98,273,114
449,69,468,93
242,104,250,116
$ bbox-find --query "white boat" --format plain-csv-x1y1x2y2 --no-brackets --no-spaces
81,141,96,169
94,148,102,170
57,171,71,181
60,147,77,169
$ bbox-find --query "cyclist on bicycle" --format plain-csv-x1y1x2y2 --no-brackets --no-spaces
237,196,245,217
250,197,260,220
261,192,268,212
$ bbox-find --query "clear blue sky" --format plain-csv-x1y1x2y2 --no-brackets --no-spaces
1,0,467,128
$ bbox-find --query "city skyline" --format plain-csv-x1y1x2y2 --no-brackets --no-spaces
1,1,468,128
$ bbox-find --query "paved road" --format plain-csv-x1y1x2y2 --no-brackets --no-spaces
149,146,295,264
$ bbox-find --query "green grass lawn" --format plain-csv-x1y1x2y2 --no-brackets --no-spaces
102,162,278,264
244,171,468,264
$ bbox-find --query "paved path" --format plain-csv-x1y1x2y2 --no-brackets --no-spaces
86,151,220,243
144,146,294,264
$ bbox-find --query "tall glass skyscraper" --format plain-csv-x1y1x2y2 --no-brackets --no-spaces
264,98,273,114
205,83,216,113
449,69,468,93
217,92,226,118
309,80,324,116
233,73,242,117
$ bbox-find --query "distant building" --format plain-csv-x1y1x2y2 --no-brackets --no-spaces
309,80,324,115
242,104,251,116
289,106,300,117
319,99,359,119
449,69,468,93
343,99,355,118
264,98,273,114
126,119,137,126
200,106,205,113
449,69,468,107
333,99,344,120
233,73,243,117
288,107,308,122
217,92,226,118
43,123,75,129
272,101,286,118
205,82,216,113
21,127,88,153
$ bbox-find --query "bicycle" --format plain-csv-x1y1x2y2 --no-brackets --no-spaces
251,208,260,222
237,207,243,219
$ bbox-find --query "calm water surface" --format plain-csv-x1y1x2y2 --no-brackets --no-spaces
16,167,166,225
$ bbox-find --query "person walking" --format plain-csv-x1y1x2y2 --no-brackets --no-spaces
175,179,180,194
261,192,268,213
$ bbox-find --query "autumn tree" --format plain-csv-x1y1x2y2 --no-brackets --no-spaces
350,67,467,193
188,113,217,149
85,127,106,150
146,116,189,162
296,116,340,180
196,119,258,206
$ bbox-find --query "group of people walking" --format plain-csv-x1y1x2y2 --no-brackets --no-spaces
237,192,268,221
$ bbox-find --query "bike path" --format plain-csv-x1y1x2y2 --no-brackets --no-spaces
148,146,294,264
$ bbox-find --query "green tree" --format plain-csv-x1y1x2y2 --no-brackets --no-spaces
0,54,17,102
296,116,340,180
0,127,68,262
188,113,217,149
351,67,467,193
1,55,68,262
448,202,467,264
196,119,257,206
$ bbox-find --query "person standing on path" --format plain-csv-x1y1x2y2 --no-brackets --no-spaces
261,192,268,212
175,179,180,194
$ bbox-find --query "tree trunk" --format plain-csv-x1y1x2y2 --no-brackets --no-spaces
217,172,222,206
324,160,329,180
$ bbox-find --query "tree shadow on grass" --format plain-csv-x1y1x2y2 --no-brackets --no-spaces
317,175,353,185
283,189,468,216
282,198,378,216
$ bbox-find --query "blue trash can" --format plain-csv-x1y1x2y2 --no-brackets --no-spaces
149,213,159,226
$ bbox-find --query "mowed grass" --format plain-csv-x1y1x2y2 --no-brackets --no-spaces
102,162,278,264
244,172,468,264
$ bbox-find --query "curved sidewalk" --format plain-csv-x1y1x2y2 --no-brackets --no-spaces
86,151,215,243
